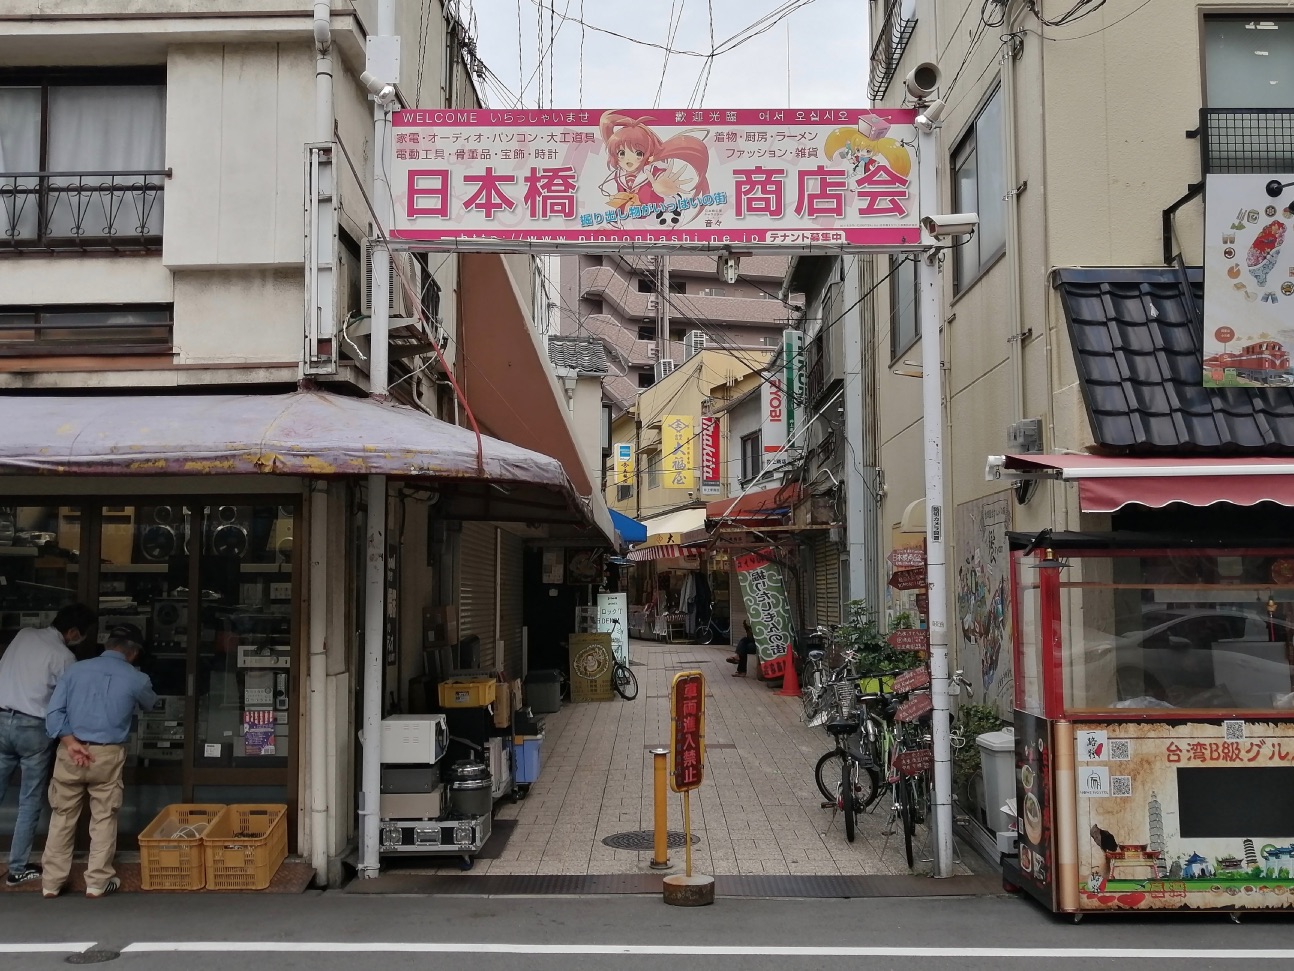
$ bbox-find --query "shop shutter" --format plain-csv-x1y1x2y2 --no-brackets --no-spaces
812,535,842,627
498,529,525,677
458,522,497,669
727,564,747,640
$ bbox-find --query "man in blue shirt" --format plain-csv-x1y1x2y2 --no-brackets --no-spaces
41,623,157,899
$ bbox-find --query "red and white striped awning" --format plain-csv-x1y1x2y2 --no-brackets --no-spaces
625,544,684,562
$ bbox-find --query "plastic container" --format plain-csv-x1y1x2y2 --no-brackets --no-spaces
857,674,896,695
513,734,543,784
138,803,226,891
202,804,288,890
524,669,563,714
438,677,497,708
976,727,1017,837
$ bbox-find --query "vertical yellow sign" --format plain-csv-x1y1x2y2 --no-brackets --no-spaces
662,414,695,490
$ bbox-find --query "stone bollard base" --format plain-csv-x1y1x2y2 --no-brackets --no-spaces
662,873,715,906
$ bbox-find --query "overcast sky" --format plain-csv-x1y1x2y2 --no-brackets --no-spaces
463,0,868,111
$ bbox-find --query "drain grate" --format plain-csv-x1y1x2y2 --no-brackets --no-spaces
66,952,120,965
601,830,701,851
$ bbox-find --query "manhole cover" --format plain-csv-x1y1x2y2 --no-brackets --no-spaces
602,830,701,851
66,951,120,965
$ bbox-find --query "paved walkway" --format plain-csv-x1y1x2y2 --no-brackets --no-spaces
473,638,983,877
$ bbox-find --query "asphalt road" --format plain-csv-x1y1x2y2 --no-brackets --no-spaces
4,890,1294,969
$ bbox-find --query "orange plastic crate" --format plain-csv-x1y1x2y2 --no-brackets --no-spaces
202,804,288,891
138,804,226,891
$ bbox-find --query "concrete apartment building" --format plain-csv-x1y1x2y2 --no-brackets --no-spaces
558,253,794,410
0,1,609,885
856,0,1294,716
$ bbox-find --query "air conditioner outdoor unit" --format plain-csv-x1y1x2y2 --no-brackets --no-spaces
363,240,419,319
655,359,676,381
685,330,707,359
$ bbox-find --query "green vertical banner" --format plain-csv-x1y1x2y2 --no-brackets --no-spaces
783,328,805,444
735,549,794,679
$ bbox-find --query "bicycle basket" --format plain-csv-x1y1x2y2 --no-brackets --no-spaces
830,680,857,718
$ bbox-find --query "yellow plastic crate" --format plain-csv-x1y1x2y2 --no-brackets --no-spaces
202,804,288,891
138,804,226,891
438,677,497,708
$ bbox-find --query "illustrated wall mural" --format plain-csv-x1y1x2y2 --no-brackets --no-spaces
955,492,1012,715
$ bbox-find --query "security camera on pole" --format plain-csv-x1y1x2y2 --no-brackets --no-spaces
907,58,978,879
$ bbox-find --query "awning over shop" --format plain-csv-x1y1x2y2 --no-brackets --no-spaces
609,508,647,544
0,390,594,525
625,544,685,562
994,453,1294,513
705,484,801,525
637,507,706,543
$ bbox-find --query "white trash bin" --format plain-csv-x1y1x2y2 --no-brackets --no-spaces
976,727,1017,837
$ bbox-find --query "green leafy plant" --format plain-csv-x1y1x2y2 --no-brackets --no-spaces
832,600,912,673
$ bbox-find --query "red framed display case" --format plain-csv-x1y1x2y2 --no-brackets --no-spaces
1005,536,1294,915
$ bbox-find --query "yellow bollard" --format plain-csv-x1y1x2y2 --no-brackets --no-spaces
650,747,670,870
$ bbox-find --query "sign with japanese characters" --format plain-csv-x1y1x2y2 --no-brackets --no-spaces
661,414,695,490
1073,720,1294,913
761,372,786,456
670,670,706,792
734,548,795,679
389,108,921,249
596,592,629,666
614,441,634,487
782,329,806,443
1203,174,1294,388
699,416,721,496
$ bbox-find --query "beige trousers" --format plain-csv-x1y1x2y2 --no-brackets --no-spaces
41,742,126,893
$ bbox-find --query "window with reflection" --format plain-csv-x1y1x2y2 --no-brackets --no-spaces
0,505,81,651
1061,551,1294,712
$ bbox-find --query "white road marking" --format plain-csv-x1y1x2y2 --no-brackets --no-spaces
119,942,1294,959
0,944,96,954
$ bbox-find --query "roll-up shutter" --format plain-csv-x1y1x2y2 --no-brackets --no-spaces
812,535,842,627
458,521,497,669
728,564,746,640
498,529,525,677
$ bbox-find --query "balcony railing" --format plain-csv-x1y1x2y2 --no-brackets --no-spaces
1199,109,1294,174
0,169,167,253
868,0,918,102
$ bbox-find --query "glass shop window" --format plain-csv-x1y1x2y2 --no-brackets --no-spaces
1061,551,1294,713
193,503,295,769
1013,550,1044,716
0,505,82,652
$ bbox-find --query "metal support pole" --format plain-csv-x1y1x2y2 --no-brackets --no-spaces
358,0,396,879
683,790,693,878
359,473,387,877
917,125,954,878
841,255,871,605
650,747,670,869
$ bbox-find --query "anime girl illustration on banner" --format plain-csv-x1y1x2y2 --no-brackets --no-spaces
598,112,711,225
823,116,913,213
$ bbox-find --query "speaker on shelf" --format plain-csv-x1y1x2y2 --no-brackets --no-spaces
135,506,187,563
205,504,250,559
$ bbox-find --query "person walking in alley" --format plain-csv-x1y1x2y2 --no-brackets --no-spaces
0,602,96,887
41,623,156,899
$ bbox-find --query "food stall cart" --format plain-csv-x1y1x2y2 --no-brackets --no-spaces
1003,531,1294,916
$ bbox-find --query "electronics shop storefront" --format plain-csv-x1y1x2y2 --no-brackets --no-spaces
0,483,302,849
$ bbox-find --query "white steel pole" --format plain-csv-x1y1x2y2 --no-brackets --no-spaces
917,124,954,878
358,0,397,880
841,255,870,605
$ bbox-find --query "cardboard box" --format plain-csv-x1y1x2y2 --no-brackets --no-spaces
511,679,523,711
380,787,444,819
493,680,511,729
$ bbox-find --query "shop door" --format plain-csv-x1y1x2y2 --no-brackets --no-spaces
458,522,497,669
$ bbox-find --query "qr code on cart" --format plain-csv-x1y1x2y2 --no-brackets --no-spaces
1224,720,1245,741
1108,739,1131,761
1110,776,1132,797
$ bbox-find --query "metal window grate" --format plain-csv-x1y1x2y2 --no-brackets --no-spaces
0,169,167,254
868,1,918,102
1201,109,1294,174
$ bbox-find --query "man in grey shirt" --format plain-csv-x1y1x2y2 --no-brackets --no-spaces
42,623,156,899
0,602,96,887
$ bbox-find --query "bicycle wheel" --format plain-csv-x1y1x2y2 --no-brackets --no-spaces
612,661,638,700
842,759,856,843
696,622,716,645
815,749,844,802
899,780,915,868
